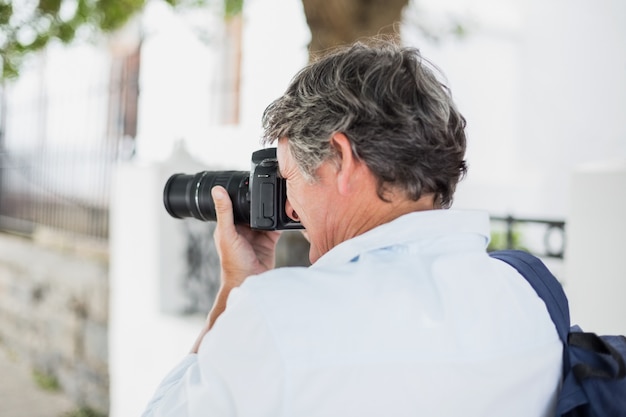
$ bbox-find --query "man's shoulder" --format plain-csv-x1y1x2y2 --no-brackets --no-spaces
230,265,353,322
240,265,335,299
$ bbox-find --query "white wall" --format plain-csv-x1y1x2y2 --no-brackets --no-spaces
403,0,626,219
519,0,626,218
109,147,207,417
134,0,309,168
565,162,626,335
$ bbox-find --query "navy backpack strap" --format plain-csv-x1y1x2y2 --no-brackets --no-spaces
489,250,626,416
490,250,590,416
489,249,571,342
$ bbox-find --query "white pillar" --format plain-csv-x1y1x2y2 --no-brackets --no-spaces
109,141,207,417
565,161,626,335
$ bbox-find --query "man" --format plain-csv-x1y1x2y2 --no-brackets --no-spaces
143,40,562,416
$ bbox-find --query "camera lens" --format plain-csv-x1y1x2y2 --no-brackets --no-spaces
163,171,250,224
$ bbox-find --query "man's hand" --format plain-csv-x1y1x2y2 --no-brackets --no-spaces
191,185,281,353
211,185,281,287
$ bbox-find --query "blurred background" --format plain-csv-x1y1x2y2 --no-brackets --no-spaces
0,0,624,416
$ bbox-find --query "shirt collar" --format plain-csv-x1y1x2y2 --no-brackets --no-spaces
311,209,491,268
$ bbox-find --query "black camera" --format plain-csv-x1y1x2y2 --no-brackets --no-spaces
163,148,303,231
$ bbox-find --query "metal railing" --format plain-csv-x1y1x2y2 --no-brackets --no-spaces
0,144,115,239
490,215,566,259
0,47,139,242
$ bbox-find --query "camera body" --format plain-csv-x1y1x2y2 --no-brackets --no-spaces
248,148,303,230
163,148,303,231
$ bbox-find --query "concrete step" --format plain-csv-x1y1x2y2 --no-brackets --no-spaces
0,345,76,417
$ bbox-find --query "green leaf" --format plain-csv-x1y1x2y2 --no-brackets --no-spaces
0,2,13,26
1,0,209,80
1,54,20,80
32,368,61,391
224,0,243,18
37,0,62,15
28,33,51,51
96,0,146,31
57,22,77,43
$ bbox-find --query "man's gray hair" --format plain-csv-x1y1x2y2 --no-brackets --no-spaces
261,40,467,208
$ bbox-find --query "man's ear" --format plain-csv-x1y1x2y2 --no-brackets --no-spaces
329,132,358,195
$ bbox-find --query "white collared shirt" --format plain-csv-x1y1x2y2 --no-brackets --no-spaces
143,210,562,417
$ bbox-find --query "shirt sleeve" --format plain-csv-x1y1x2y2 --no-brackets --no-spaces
141,353,235,417
141,286,284,417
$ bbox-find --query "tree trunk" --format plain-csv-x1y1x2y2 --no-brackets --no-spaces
301,0,409,59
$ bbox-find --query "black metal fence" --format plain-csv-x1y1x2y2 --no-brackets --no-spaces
0,47,139,241
489,215,566,259
0,141,115,239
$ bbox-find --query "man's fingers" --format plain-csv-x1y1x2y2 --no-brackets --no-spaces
212,186,235,232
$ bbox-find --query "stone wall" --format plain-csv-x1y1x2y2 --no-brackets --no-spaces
0,231,109,414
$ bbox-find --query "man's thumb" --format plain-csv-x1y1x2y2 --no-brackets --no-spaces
211,186,234,224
